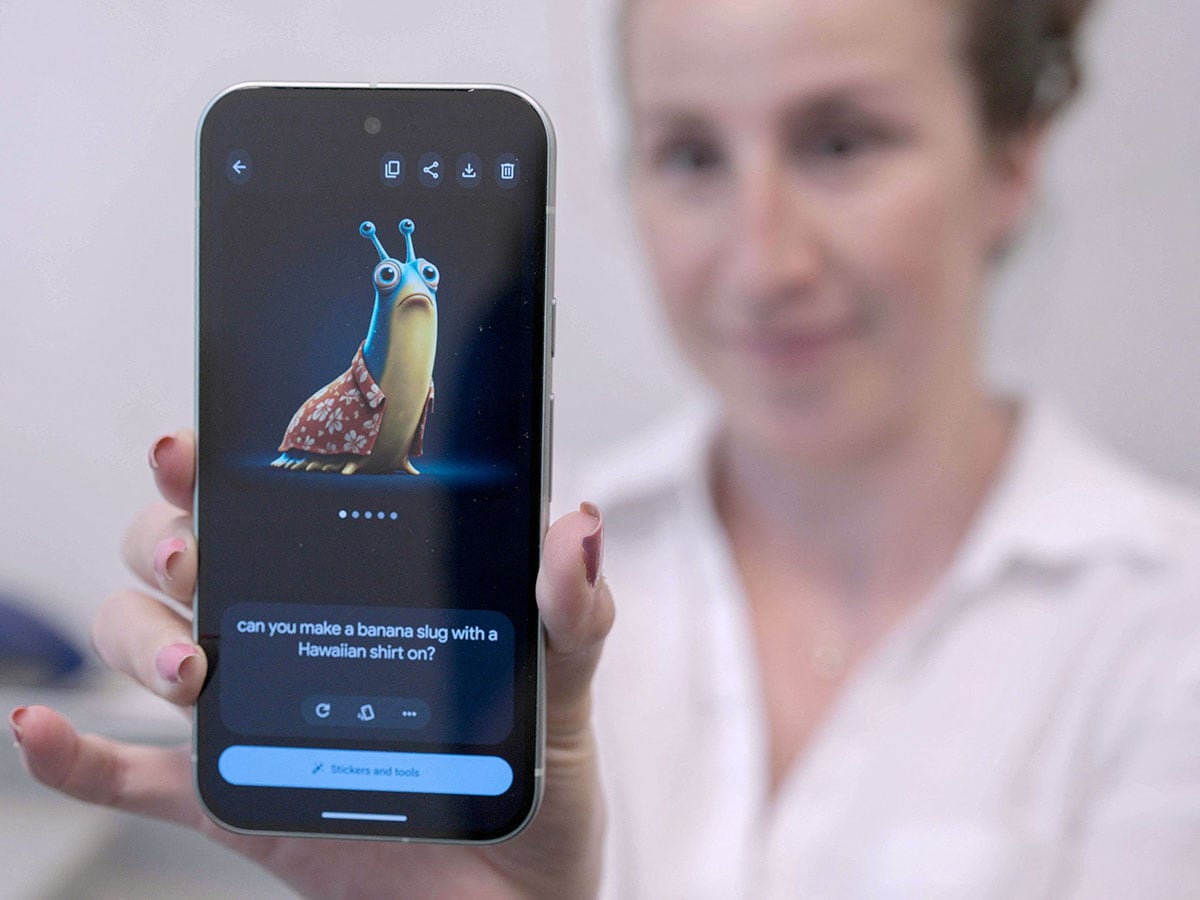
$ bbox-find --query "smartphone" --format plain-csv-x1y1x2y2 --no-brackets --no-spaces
194,83,554,842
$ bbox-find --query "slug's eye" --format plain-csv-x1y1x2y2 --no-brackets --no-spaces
420,262,439,286
374,262,400,289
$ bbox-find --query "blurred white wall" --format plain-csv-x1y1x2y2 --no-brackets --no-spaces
1,0,1197,643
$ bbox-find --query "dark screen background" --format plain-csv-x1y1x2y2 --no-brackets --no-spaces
195,85,550,839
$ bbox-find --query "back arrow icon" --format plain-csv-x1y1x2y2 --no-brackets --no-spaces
231,160,247,174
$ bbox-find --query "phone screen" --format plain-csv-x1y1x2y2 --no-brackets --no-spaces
194,84,552,842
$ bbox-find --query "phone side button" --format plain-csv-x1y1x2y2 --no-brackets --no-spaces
547,393,554,503
550,296,557,357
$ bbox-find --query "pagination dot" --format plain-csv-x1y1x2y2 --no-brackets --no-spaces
338,508,400,521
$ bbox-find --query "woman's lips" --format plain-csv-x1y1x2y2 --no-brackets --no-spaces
730,318,862,366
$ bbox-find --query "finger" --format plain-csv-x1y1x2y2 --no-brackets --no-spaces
121,503,197,606
92,589,207,707
536,502,614,742
148,429,196,513
10,705,203,829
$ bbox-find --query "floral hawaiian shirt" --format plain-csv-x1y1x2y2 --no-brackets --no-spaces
278,342,385,457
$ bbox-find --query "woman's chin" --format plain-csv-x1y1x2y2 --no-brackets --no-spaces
720,388,905,472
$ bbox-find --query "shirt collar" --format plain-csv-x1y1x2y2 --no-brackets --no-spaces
944,399,1174,595
584,396,1175,597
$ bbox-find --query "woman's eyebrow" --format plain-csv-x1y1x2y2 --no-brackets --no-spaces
781,80,912,119
632,80,912,131
629,108,716,133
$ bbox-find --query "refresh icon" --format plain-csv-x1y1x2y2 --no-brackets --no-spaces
314,701,332,719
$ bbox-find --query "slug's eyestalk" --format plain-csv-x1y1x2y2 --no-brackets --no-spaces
360,220,389,261
399,218,416,263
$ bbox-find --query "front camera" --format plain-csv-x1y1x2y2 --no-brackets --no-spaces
363,116,382,135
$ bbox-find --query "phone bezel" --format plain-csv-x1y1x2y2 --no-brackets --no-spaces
192,81,554,844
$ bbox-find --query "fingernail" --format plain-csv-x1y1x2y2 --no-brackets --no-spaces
579,501,604,588
9,707,27,747
149,433,175,470
153,537,187,584
155,643,200,685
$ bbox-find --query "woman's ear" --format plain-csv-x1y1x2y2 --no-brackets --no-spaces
984,123,1050,257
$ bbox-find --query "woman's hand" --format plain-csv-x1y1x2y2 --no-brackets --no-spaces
9,430,614,899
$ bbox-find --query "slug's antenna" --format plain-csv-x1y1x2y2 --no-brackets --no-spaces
359,221,388,261
399,218,416,263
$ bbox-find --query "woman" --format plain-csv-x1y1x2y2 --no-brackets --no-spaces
11,0,1200,896
586,2,1200,895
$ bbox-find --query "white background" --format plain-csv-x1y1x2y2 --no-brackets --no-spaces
0,1,1196,895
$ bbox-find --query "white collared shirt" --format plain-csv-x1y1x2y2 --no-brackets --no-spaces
563,400,1200,899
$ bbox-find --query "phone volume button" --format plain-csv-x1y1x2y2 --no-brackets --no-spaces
547,393,554,503
550,296,557,358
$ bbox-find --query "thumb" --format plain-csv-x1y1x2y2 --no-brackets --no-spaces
536,502,614,745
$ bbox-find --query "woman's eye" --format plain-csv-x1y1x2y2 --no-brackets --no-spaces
815,133,859,157
795,121,892,164
654,139,724,175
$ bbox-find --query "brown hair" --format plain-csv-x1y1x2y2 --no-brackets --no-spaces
620,0,1098,135
962,0,1097,134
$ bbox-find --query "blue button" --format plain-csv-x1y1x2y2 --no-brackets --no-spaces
218,745,513,796
226,149,253,185
379,152,405,186
417,152,443,188
456,152,483,188
495,153,520,188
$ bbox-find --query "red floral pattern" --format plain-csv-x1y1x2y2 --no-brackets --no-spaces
278,342,385,457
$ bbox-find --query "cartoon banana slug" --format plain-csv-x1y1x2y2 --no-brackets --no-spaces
272,218,439,475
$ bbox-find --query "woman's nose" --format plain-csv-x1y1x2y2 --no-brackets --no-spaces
726,159,823,310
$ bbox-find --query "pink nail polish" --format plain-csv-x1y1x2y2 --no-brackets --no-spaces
155,643,200,685
579,501,604,588
148,433,175,470
153,537,188,583
9,707,27,746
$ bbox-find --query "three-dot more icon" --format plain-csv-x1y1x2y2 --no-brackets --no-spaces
495,153,519,188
